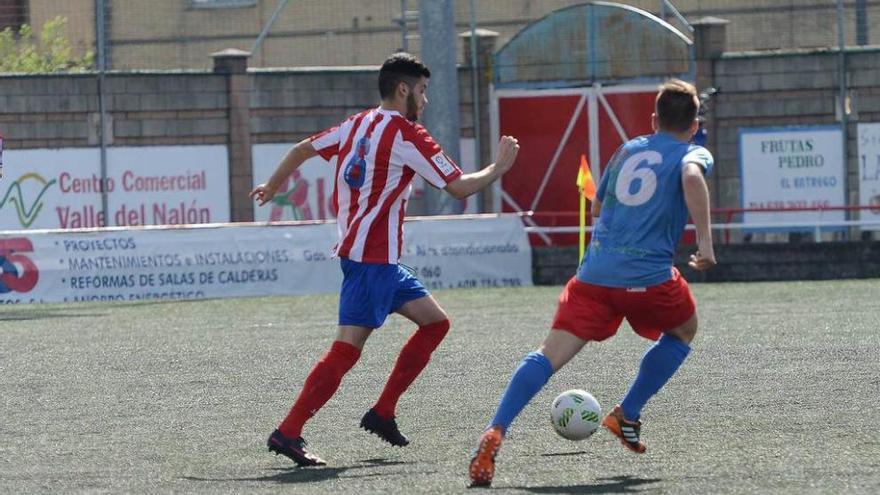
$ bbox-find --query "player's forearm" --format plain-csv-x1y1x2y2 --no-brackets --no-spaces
267,140,312,189
447,163,500,199
683,171,713,252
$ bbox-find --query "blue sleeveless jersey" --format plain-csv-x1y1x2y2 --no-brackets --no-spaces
576,133,714,288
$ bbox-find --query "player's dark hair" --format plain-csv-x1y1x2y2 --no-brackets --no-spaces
655,79,699,133
378,52,431,99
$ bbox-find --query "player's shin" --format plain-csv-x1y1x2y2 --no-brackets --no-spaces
373,319,450,419
488,351,555,433
277,340,361,438
619,333,691,421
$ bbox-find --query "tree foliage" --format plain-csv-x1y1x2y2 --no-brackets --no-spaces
0,16,94,73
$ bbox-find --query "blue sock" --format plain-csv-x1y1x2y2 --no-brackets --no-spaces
620,334,691,421
489,351,554,434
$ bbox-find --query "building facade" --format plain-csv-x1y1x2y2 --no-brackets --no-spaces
7,0,878,70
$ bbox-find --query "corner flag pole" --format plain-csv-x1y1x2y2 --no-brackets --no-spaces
576,154,597,262
578,185,587,262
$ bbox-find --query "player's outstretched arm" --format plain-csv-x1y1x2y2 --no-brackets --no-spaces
250,138,318,206
444,136,519,199
682,162,717,271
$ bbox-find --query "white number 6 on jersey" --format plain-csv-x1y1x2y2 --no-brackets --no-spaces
614,150,662,207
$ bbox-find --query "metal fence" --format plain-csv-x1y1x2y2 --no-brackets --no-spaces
1,1,876,72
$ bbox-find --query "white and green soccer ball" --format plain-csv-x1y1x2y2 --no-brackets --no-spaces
550,389,602,441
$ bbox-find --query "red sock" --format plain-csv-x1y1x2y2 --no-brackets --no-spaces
278,340,361,438
373,319,450,419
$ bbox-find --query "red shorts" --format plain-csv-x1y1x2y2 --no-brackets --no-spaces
551,268,696,342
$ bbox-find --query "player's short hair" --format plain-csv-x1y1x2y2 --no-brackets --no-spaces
378,52,431,99
655,79,699,132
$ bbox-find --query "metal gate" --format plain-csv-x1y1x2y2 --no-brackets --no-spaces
489,2,694,245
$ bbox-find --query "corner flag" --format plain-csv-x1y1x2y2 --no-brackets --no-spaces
575,154,596,201
576,154,596,262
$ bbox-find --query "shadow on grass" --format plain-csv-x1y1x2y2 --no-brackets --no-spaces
0,309,107,321
510,475,662,494
0,298,194,321
96,299,211,310
182,458,414,485
539,450,589,457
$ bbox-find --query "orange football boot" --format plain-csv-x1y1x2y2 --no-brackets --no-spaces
468,426,504,487
602,405,647,454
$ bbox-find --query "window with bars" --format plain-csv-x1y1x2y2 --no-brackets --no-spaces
0,0,26,31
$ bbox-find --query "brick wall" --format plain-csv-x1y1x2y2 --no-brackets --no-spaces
249,69,378,145
0,72,229,148
0,55,489,220
533,242,880,285
709,48,880,218
1,43,878,227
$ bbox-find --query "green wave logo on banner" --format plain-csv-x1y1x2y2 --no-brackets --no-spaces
0,173,57,228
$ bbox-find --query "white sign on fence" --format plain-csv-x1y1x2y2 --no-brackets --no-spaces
0,215,531,304
251,146,336,222
251,139,478,221
857,123,880,230
0,146,230,230
739,126,845,227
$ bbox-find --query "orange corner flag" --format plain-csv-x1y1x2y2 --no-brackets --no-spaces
576,154,596,201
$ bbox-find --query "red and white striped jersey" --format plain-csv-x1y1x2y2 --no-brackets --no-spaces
310,107,462,264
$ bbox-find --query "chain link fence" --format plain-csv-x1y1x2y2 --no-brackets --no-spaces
2,1,877,72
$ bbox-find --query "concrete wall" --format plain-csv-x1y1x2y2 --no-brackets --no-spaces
703,47,880,243
1,25,879,231
0,33,495,219
533,242,880,285
2,44,880,282
0,73,229,149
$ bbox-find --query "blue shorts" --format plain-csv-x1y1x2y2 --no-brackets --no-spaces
338,258,430,328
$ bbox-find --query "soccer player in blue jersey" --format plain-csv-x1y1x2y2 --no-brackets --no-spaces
469,79,717,487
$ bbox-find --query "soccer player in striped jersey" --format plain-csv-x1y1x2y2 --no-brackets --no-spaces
251,53,520,467
469,79,716,487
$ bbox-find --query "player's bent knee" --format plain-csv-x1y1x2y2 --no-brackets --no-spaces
337,325,373,349
666,314,698,344
430,318,451,333
420,318,450,339
540,329,587,371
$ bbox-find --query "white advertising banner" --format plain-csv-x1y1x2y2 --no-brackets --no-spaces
739,126,845,227
107,146,230,226
857,123,880,230
0,146,230,230
402,215,529,290
251,139,478,221
0,215,531,304
0,148,100,229
251,145,336,222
